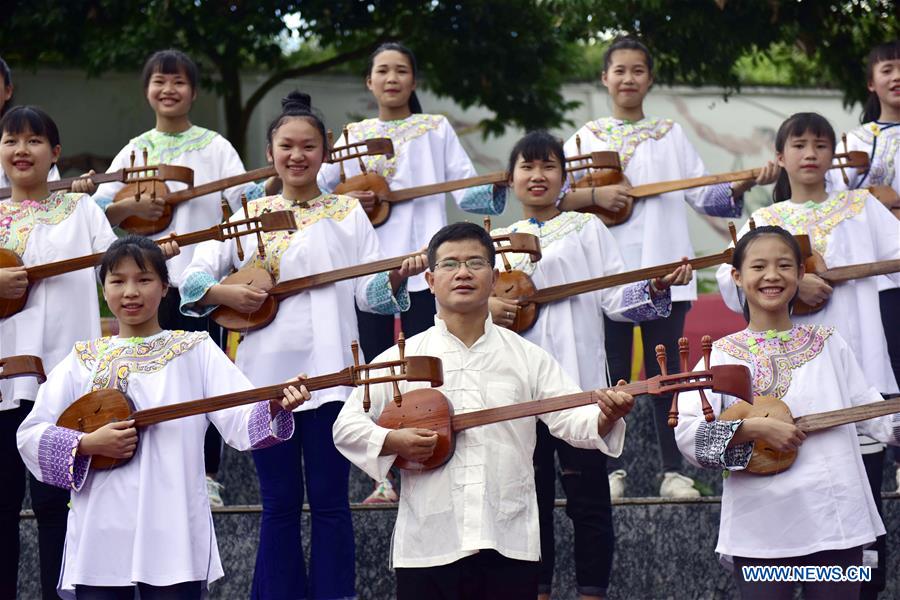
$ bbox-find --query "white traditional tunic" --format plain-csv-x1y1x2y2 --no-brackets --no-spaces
179,193,408,411
16,331,294,597
0,164,59,189
675,325,900,560
490,210,672,390
333,316,626,568
564,118,741,302
827,121,900,292
91,126,246,286
715,190,900,394
0,192,117,408
318,114,501,292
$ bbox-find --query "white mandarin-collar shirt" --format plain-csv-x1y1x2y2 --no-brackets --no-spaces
333,314,626,568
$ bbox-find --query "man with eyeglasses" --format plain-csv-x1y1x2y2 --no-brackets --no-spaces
334,222,643,599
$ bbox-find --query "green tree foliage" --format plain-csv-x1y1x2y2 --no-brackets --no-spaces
2,1,898,157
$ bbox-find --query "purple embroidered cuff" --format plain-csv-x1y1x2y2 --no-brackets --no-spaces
38,426,91,491
621,281,672,322
702,183,743,218
248,401,295,449
695,419,752,470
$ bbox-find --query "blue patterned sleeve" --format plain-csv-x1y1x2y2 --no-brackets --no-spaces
94,195,114,212
37,426,91,491
694,419,752,470
244,182,266,201
179,271,220,317
363,271,411,315
696,183,743,218
248,401,295,449
459,184,507,215
618,281,672,322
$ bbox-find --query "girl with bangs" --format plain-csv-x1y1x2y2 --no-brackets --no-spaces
0,106,119,599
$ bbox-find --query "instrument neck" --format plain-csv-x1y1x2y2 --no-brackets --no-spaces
451,380,652,432
528,250,731,305
794,397,900,433
131,368,355,427
164,165,276,205
819,259,900,284
386,172,508,204
269,252,416,299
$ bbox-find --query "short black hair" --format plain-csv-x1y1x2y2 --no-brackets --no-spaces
506,130,566,177
732,225,803,322
266,90,329,161
141,49,199,91
0,106,60,148
100,235,169,285
427,222,496,270
602,35,654,75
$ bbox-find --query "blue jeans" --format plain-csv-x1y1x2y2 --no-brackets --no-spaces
251,401,355,600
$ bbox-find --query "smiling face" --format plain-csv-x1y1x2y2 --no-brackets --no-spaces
602,49,652,112
425,238,497,317
266,117,326,198
869,58,900,118
103,255,168,334
145,69,196,119
0,126,59,191
732,235,803,319
510,153,563,212
367,50,416,113
776,130,834,189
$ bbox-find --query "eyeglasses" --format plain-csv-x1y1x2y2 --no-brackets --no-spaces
433,257,491,272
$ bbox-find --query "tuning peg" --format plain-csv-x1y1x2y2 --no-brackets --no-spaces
728,221,737,246
363,382,371,413
678,338,690,372
575,133,583,156
701,335,712,370
327,129,335,150
142,148,148,167
748,217,756,231
397,331,406,362
351,340,361,368
655,344,668,376
839,133,850,185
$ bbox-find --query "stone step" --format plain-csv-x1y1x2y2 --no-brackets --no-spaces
17,494,900,599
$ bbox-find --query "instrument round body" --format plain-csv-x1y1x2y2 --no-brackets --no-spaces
573,168,633,226
0,248,28,318
114,181,173,235
56,388,136,471
333,173,391,226
210,267,278,332
376,388,455,471
491,270,538,333
869,185,900,219
791,251,829,316
718,395,797,475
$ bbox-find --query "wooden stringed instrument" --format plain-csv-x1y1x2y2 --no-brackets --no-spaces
0,355,46,385
376,336,752,471
570,131,871,226
492,223,814,333
717,394,900,475
211,229,542,332
56,335,443,470
112,137,393,236
332,125,615,227
0,196,297,319
0,162,193,201
793,253,900,315
835,133,900,219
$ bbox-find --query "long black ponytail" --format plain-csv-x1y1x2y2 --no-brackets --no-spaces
366,42,423,114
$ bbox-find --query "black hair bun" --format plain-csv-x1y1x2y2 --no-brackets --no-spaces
282,91,311,112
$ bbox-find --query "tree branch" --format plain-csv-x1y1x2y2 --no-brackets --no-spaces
241,37,390,130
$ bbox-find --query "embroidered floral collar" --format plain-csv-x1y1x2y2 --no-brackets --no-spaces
715,325,832,399
131,126,217,164
347,114,444,183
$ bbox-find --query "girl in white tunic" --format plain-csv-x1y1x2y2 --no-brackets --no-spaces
17,235,306,599
317,42,501,360
90,48,248,506
484,130,691,600
559,36,778,498
179,91,426,600
676,225,900,599
0,106,118,600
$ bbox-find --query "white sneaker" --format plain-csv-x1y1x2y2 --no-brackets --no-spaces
206,476,225,508
659,472,701,499
608,469,627,499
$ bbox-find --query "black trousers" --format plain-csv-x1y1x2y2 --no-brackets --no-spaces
395,550,538,600
355,289,436,362
534,422,613,596
158,290,224,476
0,402,69,600
604,301,691,474
733,546,863,600
75,581,202,600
